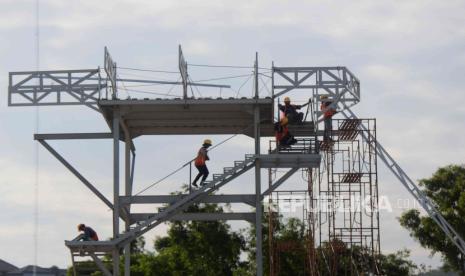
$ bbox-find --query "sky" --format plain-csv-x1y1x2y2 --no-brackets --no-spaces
1,0,465,270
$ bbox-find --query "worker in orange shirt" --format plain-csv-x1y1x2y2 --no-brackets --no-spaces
320,95,336,141
274,117,297,148
192,139,212,187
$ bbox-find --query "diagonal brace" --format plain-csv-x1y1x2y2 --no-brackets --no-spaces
261,167,299,198
90,253,113,276
37,139,113,210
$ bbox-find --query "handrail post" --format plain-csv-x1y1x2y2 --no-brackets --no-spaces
189,161,192,193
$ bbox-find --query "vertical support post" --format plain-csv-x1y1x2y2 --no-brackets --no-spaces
268,167,274,276
124,131,131,276
113,111,120,276
271,62,274,99
254,52,259,99
254,52,263,276
189,162,192,193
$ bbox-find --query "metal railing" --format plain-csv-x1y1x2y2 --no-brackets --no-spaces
269,137,318,154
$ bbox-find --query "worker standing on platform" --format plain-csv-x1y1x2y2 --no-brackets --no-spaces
77,224,99,241
320,95,336,141
192,139,212,187
278,96,304,124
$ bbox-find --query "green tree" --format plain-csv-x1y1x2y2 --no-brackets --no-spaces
244,211,417,275
399,165,465,274
145,203,247,275
378,249,418,275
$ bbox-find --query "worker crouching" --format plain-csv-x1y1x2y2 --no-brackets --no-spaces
192,139,212,188
275,117,297,148
77,224,99,241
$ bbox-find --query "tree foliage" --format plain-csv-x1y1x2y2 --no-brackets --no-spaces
244,212,417,275
130,203,246,275
68,200,420,275
399,165,465,274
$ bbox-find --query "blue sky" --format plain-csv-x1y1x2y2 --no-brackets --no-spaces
1,0,465,270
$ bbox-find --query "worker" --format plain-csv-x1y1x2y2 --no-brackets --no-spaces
274,117,297,148
278,96,304,124
77,224,99,241
192,139,212,188
320,95,337,141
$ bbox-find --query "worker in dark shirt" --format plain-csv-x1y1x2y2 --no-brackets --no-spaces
77,224,99,241
192,139,212,188
278,97,304,124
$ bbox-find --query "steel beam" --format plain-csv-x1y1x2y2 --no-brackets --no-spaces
34,133,112,140
130,212,255,223
121,194,256,206
120,194,256,206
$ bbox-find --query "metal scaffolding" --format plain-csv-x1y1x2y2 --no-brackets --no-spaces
267,118,380,275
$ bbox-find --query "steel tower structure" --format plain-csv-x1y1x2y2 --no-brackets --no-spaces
7,46,465,275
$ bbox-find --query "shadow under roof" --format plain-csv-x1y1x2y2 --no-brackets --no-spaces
98,98,274,137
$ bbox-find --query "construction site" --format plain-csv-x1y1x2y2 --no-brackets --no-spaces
6,42,465,276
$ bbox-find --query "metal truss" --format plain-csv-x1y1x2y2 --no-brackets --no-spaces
7,46,231,116
272,66,360,122
8,69,103,111
342,108,465,259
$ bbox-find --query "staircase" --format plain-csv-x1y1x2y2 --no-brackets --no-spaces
66,154,257,274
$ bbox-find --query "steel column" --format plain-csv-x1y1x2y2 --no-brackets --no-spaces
112,111,120,276
124,130,131,276
254,52,263,276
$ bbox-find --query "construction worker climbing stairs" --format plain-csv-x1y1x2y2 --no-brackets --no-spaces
192,139,212,188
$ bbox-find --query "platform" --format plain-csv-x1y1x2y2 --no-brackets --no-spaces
65,240,118,254
98,98,315,138
257,153,321,168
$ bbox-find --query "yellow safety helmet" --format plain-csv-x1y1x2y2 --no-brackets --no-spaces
284,96,291,102
320,95,328,100
203,139,212,145
280,117,288,126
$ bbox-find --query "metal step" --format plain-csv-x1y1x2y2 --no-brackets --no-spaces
213,174,224,181
245,154,255,161
202,180,212,186
234,161,245,167
223,167,234,174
